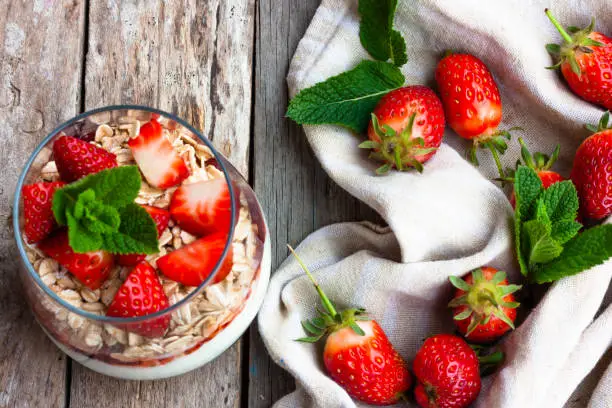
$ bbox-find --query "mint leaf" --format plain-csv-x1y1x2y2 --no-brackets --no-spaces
534,224,612,283
390,30,408,66
540,181,579,223
286,60,405,133
515,166,543,222
514,166,544,275
522,219,563,264
535,199,551,226
551,220,582,244
358,0,407,66
81,201,121,235
100,203,158,255
66,211,103,253
53,166,141,224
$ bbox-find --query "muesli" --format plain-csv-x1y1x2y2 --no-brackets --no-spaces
21,116,262,365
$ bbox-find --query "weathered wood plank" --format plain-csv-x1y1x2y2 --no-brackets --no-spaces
249,0,381,406
83,0,254,176
70,1,254,407
0,1,86,407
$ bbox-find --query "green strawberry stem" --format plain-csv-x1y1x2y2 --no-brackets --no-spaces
478,350,504,365
487,142,506,180
545,9,573,44
287,244,338,318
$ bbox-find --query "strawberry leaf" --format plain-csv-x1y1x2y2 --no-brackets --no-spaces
286,60,405,133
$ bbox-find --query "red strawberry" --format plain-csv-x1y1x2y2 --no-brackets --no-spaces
106,261,170,338
413,334,481,408
449,267,521,344
571,112,612,221
169,178,234,237
509,138,564,207
545,10,612,110
157,232,233,287
22,181,66,243
289,245,411,405
361,85,445,174
53,136,117,182
116,205,170,266
435,53,512,177
128,119,190,188
38,229,114,290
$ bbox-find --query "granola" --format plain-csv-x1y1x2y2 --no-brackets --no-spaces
24,117,262,364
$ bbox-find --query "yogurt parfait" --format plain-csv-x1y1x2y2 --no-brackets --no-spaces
14,106,270,379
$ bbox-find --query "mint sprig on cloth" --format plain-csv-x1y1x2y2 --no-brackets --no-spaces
286,61,404,133
514,166,612,283
358,0,407,66
52,166,159,254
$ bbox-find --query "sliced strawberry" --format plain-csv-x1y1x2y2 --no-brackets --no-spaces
106,261,170,338
53,136,117,182
22,181,66,243
116,253,146,267
38,229,114,290
169,178,234,237
116,205,170,266
128,119,190,188
157,232,233,287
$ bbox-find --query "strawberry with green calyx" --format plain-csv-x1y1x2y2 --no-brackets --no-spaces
449,267,521,344
435,53,517,179
571,111,612,221
360,85,445,174
507,138,564,207
545,9,612,110
288,245,411,406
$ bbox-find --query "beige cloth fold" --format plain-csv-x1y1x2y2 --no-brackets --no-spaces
258,0,612,406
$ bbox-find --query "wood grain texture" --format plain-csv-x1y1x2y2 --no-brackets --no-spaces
70,342,242,408
0,1,85,407
71,0,254,406
249,0,381,406
84,0,254,174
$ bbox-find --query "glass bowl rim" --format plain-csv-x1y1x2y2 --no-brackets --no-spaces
13,104,237,324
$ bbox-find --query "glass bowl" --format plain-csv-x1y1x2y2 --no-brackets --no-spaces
13,106,271,380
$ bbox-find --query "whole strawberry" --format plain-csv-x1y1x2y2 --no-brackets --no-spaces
571,111,612,221
509,138,564,207
289,245,411,405
22,181,65,243
413,334,481,408
435,53,512,177
360,86,445,174
53,136,117,182
545,9,612,110
449,267,521,344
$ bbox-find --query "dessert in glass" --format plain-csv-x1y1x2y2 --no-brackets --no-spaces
13,106,270,380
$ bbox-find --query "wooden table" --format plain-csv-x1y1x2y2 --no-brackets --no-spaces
0,1,379,407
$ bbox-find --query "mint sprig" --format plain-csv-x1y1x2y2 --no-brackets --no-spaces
358,0,407,66
52,166,158,254
286,60,404,133
514,166,612,283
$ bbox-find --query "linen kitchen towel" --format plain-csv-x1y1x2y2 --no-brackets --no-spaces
258,1,612,407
